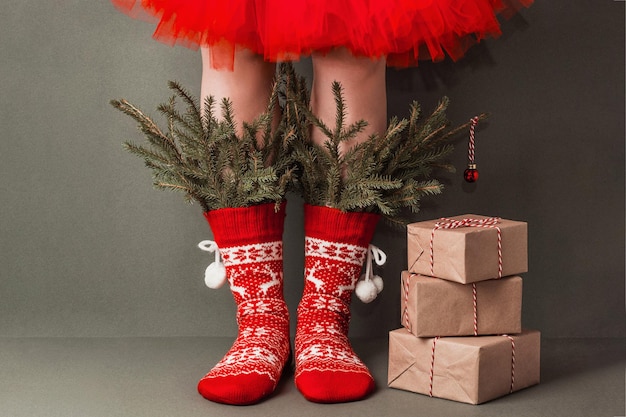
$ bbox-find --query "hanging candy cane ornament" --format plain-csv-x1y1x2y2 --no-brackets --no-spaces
464,116,480,183
198,240,227,288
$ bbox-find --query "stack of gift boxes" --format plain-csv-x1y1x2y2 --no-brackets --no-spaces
387,214,540,405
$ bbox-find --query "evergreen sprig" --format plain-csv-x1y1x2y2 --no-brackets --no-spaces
111,69,299,211
287,81,488,225
111,63,487,223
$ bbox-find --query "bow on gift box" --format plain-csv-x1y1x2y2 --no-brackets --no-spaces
430,217,503,279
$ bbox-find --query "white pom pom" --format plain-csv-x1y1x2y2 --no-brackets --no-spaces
372,275,384,293
355,277,378,303
204,262,227,289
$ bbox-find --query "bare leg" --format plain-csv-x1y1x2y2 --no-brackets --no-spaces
201,47,277,138
294,51,387,403
310,48,387,157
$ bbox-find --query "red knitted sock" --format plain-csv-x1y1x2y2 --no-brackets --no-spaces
197,202,291,405
295,204,380,403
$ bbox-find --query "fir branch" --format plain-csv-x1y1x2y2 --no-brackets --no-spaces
332,82,347,139
113,99,185,164
111,67,301,211
293,85,489,224
167,80,201,123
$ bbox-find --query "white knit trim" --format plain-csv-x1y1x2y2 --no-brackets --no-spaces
305,237,368,266
220,241,282,266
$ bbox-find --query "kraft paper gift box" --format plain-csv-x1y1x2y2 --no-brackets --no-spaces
388,328,541,404
400,271,522,337
407,214,528,284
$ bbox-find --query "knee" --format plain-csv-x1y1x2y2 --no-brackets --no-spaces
202,45,272,74
312,47,385,80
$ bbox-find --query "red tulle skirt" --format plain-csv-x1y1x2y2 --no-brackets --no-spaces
112,0,533,69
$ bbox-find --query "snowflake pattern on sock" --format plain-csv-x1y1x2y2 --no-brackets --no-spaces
294,205,380,403
296,237,371,377
198,239,290,403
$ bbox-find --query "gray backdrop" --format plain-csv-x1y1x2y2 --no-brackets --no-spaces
1,1,624,339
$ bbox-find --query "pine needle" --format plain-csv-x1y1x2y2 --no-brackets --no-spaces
288,82,489,224
112,63,489,224
111,66,300,211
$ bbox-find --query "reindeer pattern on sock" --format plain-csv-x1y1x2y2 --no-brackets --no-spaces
202,240,289,381
296,236,372,376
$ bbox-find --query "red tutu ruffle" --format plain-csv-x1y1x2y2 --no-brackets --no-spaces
112,0,533,69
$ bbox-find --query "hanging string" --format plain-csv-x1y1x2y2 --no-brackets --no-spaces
198,240,227,289
355,244,387,303
464,116,480,183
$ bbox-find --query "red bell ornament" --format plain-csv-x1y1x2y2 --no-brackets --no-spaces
464,163,479,183
464,116,480,183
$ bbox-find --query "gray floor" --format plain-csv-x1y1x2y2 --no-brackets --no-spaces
0,337,623,417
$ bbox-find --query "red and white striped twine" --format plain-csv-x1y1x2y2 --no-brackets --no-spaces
468,116,479,164
472,283,478,336
503,335,516,393
428,337,440,397
402,274,412,332
430,217,503,278
428,335,516,397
